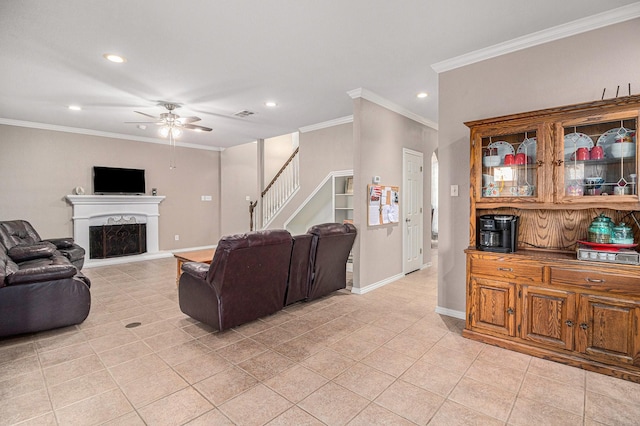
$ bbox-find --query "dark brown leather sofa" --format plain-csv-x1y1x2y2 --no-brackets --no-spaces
178,229,293,331
179,223,357,331
0,220,86,269
285,222,357,305
0,222,91,338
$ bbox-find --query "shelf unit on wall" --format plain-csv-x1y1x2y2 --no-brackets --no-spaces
283,170,354,235
333,172,354,272
333,174,354,224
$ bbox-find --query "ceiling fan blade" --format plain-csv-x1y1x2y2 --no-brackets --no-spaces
134,111,160,119
178,116,201,124
124,121,162,124
183,124,212,132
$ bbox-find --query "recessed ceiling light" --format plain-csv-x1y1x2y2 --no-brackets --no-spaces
103,53,126,63
417,92,428,99
68,105,82,111
265,101,278,107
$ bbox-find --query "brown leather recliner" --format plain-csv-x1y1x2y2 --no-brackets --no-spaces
178,229,293,331
0,220,86,269
306,223,356,301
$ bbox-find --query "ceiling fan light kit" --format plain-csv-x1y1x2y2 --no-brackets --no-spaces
159,126,182,138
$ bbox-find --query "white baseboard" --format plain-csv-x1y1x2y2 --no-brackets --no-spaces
170,245,217,254
435,306,465,320
83,245,216,268
351,262,434,295
351,273,404,295
421,261,432,270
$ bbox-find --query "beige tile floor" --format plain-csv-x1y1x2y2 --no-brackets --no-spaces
2,250,640,425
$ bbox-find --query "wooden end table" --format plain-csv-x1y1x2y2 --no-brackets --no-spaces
173,248,215,285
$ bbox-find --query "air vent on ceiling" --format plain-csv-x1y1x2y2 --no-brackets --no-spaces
234,110,255,117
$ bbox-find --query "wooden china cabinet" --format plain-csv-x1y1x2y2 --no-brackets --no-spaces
464,95,640,383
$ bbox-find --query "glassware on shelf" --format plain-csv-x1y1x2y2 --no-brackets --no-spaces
588,214,613,244
612,222,634,244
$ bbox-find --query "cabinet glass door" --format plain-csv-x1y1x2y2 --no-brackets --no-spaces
559,115,637,203
480,130,539,200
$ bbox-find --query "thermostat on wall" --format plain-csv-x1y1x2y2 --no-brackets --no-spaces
372,176,381,184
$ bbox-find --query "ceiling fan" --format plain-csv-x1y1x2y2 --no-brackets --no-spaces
127,102,212,169
126,102,212,135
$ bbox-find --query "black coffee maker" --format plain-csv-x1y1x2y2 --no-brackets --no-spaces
477,215,519,253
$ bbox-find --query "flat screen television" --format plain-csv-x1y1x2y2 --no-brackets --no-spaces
93,166,146,195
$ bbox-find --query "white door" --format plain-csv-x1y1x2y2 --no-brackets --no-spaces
403,149,423,274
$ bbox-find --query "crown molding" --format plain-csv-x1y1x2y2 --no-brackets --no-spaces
0,118,223,151
299,115,354,133
347,88,439,130
431,3,640,73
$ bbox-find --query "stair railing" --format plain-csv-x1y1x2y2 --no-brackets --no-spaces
261,147,300,226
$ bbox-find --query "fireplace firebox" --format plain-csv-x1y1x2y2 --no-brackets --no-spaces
89,223,147,259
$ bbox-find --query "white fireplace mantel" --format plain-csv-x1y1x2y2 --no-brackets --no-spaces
65,195,165,266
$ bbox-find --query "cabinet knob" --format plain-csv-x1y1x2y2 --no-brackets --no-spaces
554,159,564,166
580,323,589,330
565,320,574,327
585,278,605,283
507,308,514,315
537,160,544,167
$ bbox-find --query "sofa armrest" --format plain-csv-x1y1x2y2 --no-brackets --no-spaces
181,262,209,281
6,263,77,285
7,242,58,262
44,238,75,249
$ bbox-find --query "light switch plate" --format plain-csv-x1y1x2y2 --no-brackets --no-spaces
450,185,459,197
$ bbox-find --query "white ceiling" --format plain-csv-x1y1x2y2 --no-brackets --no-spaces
1,1,638,149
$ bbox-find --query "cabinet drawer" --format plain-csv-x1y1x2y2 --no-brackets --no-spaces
470,257,544,283
551,267,640,295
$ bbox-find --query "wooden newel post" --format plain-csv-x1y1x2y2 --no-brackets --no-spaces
249,200,258,231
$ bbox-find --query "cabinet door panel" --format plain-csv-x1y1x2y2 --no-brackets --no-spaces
470,277,516,337
577,294,640,366
521,286,575,350
474,125,547,204
554,112,638,204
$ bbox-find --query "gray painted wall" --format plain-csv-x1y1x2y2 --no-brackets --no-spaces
0,125,220,249
265,122,354,230
220,142,258,236
264,133,296,185
437,18,640,315
352,99,438,290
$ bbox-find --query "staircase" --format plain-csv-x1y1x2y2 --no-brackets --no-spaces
261,147,300,227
